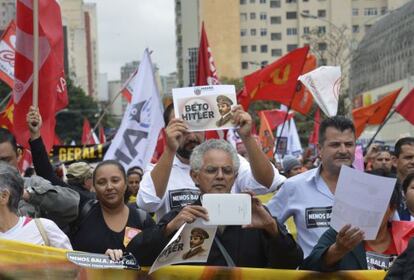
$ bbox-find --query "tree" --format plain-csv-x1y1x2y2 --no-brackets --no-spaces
56,78,116,144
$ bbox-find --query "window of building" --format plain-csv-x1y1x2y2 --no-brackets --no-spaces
302,9,309,14
260,0,266,3
303,26,310,34
270,16,281,24
381,7,387,15
317,9,326,18
318,26,326,34
303,0,309,2
240,0,247,4
250,28,257,36
241,29,247,36
286,11,297,19
261,61,268,67
260,28,267,36
352,25,359,33
352,8,358,16
287,27,297,35
287,44,298,51
188,48,198,85
286,0,296,3
260,12,267,20
240,13,247,21
318,42,327,51
271,48,282,56
250,0,255,3
270,0,281,8
364,8,378,16
250,12,256,20
242,62,249,69
365,24,372,32
271,32,282,40
251,45,257,52
241,45,248,53
260,45,268,53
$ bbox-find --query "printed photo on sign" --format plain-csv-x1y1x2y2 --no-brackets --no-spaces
172,85,237,131
305,206,332,228
169,189,201,210
149,220,217,274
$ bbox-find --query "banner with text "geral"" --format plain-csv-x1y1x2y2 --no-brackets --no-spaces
49,142,110,164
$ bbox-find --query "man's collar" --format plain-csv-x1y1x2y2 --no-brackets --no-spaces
173,155,191,169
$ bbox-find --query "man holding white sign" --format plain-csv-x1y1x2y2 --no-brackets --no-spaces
151,139,302,268
137,85,285,220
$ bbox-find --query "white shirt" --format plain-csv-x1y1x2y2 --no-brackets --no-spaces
137,154,285,221
267,166,333,258
0,216,72,250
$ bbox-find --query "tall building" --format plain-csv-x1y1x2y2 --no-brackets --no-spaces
349,0,414,144
160,72,178,98
175,0,410,87
61,0,99,98
0,0,14,31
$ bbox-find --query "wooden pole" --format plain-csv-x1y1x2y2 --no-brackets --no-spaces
32,0,39,108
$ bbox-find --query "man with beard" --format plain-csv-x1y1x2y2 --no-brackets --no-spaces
215,95,233,127
267,116,356,258
137,104,285,221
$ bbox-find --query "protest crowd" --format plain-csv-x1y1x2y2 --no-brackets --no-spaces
2,1,414,279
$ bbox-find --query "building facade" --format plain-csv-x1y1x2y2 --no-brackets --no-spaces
175,0,409,87
0,0,14,32
350,0,414,144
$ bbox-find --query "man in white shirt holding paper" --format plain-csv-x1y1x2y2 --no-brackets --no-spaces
267,116,357,257
137,103,285,220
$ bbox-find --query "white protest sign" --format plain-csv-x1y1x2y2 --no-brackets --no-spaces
149,220,217,274
173,85,237,131
330,165,396,240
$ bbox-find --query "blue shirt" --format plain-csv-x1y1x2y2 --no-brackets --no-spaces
267,166,334,257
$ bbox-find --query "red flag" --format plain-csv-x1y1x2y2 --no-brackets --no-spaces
196,22,223,140
81,118,96,145
260,109,294,130
13,0,68,152
0,97,14,131
258,112,275,159
291,53,317,115
196,22,219,86
396,88,414,125
352,89,401,138
309,108,320,145
0,20,16,87
99,125,106,144
241,46,309,110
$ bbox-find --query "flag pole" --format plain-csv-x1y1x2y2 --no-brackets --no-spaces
32,0,39,108
365,108,397,151
274,97,294,160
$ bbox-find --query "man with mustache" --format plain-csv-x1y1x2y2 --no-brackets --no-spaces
137,104,286,220
267,116,356,257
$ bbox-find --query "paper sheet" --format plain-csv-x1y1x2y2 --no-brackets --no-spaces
330,165,396,240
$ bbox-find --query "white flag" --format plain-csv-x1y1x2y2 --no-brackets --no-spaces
104,49,164,170
275,118,302,162
299,66,341,117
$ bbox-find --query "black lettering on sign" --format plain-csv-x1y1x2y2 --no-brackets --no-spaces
169,189,201,210
115,129,148,165
305,206,332,228
366,251,397,270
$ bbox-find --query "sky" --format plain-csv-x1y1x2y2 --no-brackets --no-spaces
85,0,176,81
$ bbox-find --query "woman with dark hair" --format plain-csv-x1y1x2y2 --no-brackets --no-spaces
301,178,414,271
125,166,143,204
69,160,166,265
398,173,414,221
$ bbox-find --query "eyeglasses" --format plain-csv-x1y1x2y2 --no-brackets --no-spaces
201,166,235,177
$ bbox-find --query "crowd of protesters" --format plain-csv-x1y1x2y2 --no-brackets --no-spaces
1,104,414,277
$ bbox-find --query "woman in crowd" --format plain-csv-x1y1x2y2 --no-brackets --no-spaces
125,166,143,204
69,160,166,265
0,162,72,250
398,173,414,221
301,180,414,271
